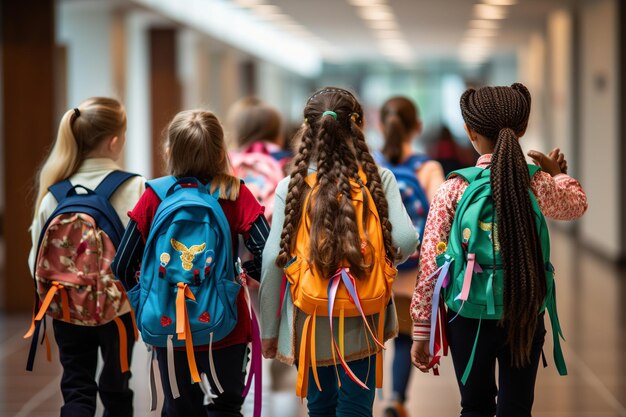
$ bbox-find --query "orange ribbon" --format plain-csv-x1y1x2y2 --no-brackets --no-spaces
175,283,200,383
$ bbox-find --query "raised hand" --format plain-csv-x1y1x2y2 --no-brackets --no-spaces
527,147,568,176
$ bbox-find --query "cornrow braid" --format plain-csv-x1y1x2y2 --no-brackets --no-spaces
460,83,546,368
350,120,398,261
276,124,315,268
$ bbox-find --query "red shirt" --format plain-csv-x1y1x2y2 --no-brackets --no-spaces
129,183,265,349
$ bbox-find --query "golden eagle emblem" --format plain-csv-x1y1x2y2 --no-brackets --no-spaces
478,221,500,252
170,239,206,271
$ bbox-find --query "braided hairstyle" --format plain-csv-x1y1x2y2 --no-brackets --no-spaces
460,83,546,368
275,87,398,278
380,96,420,165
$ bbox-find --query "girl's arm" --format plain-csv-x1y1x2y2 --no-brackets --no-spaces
410,178,465,338
28,193,57,276
379,168,420,262
417,160,446,202
530,172,588,220
259,178,289,342
111,220,144,291
241,215,270,281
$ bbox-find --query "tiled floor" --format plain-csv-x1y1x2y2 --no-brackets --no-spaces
1,230,625,417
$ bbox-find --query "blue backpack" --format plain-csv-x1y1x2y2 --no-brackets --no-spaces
379,154,430,270
129,176,241,387
26,171,139,372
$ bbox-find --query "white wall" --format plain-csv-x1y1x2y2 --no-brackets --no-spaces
517,32,547,157
578,0,620,259
57,1,114,106
123,11,155,178
548,10,575,174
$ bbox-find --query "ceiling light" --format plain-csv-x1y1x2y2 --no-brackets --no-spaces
474,4,507,19
252,4,281,16
469,19,500,29
482,0,517,5
348,0,387,6
358,5,394,20
233,0,264,7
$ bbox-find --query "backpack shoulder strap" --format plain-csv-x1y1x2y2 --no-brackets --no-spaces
447,167,486,183
94,171,140,200
404,154,430,170
48,180,74,203
528,164,542,178
146,176,177,201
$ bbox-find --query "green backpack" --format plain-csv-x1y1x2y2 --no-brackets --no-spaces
428,165,567,384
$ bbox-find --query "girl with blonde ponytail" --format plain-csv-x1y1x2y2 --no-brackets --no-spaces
29,97,145,417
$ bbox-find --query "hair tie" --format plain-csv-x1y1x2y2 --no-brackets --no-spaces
73,108,80,118
499,127,517,137
322,111,337,120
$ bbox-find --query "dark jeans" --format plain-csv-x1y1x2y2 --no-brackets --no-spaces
53,312,135,417
157,343,247,417
447,314,546,417
391,333,413,403
306,355,377,417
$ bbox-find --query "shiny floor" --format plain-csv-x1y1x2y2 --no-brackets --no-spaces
1,229,625,417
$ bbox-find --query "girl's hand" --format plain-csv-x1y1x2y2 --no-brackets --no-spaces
527,148,567,176
262,338,278,359
411,340,432,373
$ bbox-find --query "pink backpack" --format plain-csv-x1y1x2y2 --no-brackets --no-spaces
230,142,288,221
25,171,138,371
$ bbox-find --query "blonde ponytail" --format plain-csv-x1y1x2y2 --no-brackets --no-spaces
33,109,80,219
32,97,127,223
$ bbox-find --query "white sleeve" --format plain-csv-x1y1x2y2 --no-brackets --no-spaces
28,192,58,276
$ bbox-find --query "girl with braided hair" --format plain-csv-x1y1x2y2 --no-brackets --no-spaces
410,83,587,417
259,87,418,417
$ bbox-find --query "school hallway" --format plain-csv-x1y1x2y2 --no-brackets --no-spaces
2,0,626,416
1,230,624,417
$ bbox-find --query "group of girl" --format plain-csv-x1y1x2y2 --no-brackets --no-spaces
28,83,587,417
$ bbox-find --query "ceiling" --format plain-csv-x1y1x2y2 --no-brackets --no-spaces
230,0,577,64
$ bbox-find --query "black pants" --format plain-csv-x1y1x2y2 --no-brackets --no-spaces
446,314,546,417
157,343,247,417
53,312,135,417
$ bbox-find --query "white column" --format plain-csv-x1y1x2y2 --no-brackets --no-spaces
578,0,620,259
57,0,114,106
123,11,154,177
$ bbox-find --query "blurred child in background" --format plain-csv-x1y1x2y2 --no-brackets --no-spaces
377,96,445,417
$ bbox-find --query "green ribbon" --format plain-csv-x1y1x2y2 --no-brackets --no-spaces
486,273,495,315
461,313,482,385
547,286,568,376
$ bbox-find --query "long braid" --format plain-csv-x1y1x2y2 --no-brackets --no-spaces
276,125,315,267
460,83,546,367
334,135,369,277
351,121,398,261
309,121,342,276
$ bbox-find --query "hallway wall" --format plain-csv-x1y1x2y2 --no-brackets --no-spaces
578,0,621,261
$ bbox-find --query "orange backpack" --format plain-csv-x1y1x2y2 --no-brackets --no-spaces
282,170,397,398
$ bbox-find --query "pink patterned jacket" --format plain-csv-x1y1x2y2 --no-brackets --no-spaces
411,154,588,340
